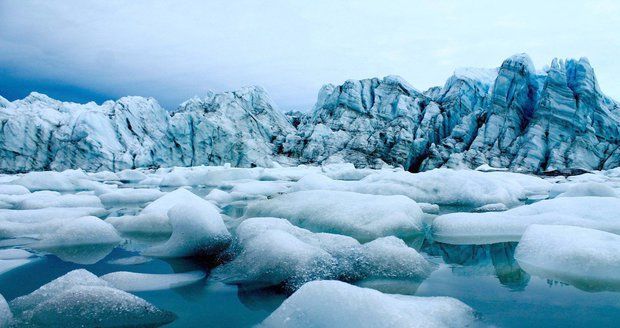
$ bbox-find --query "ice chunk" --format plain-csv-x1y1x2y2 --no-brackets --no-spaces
0,293,11,328
0,248,33,260
432,197,620,244
12,170,104,192
215,228,335,290
473,203,508,212
107,256,152,265
0,207,107,223
16,193,103,210
260,280,477,328
0,258,37,276
294,169,549,207
98,188,164,207
100,270,206,291
204,189,233,205
0,218,72,238
9,269,109,317
34,216,121,248
0,184,30,195
116,169,148,182
106,188,198,235
359,237,434,281
246,190,423,242
557,182,617,198
28,286,176,327
142,198,231,258
515,225,620,291
213,218,432,291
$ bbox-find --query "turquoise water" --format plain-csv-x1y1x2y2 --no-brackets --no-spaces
2,240,620,327
2,186,620,327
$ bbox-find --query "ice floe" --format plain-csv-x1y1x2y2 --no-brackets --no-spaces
432,196,620,244
515,224,620,291
142,196,231,258
246,190,424,242
98,188,164,207
100,270,206,291
9,269,176,326
106,188,198,235
260,280,477,328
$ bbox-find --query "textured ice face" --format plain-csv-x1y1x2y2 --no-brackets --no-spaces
9,269,176,326
515,224,620,292
28,286,176,327
212,217,432,291
260,280,477,328
1,54,619,174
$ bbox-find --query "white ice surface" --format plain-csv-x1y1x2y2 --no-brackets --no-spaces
142,197,231,258
100,270,206,291
432,196,620,244
260,280,477,328
515,224,620,291
246,190,424,242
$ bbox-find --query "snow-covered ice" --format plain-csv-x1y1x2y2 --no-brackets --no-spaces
27,286,176,327
9,269,175,326
246,190,424,242
260,280,477,328
213,217,432,291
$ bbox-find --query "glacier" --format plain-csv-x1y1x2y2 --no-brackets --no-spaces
1,54,620,173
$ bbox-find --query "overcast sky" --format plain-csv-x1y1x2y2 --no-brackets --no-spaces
1,0,619,111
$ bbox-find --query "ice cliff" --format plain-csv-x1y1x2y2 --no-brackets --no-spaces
1,54,619,173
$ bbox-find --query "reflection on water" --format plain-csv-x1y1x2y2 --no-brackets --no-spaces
2,185,620,327
1,235,619,327
423,241,530,291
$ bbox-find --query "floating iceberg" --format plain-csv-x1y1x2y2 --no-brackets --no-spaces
260,280,477,328
0,207,107,224
98,188,164,207
10,269,176,326
246,190,424,242
34,216,121,248
432,196,620,244
293,169,549,207
515,224,620,291
100,270,206,291
142,197,231,258
106,188,198,235
27,286,176,327
213,217,432,291
16,193,103,210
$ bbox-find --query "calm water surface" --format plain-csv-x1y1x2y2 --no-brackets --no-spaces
1,190,619,327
